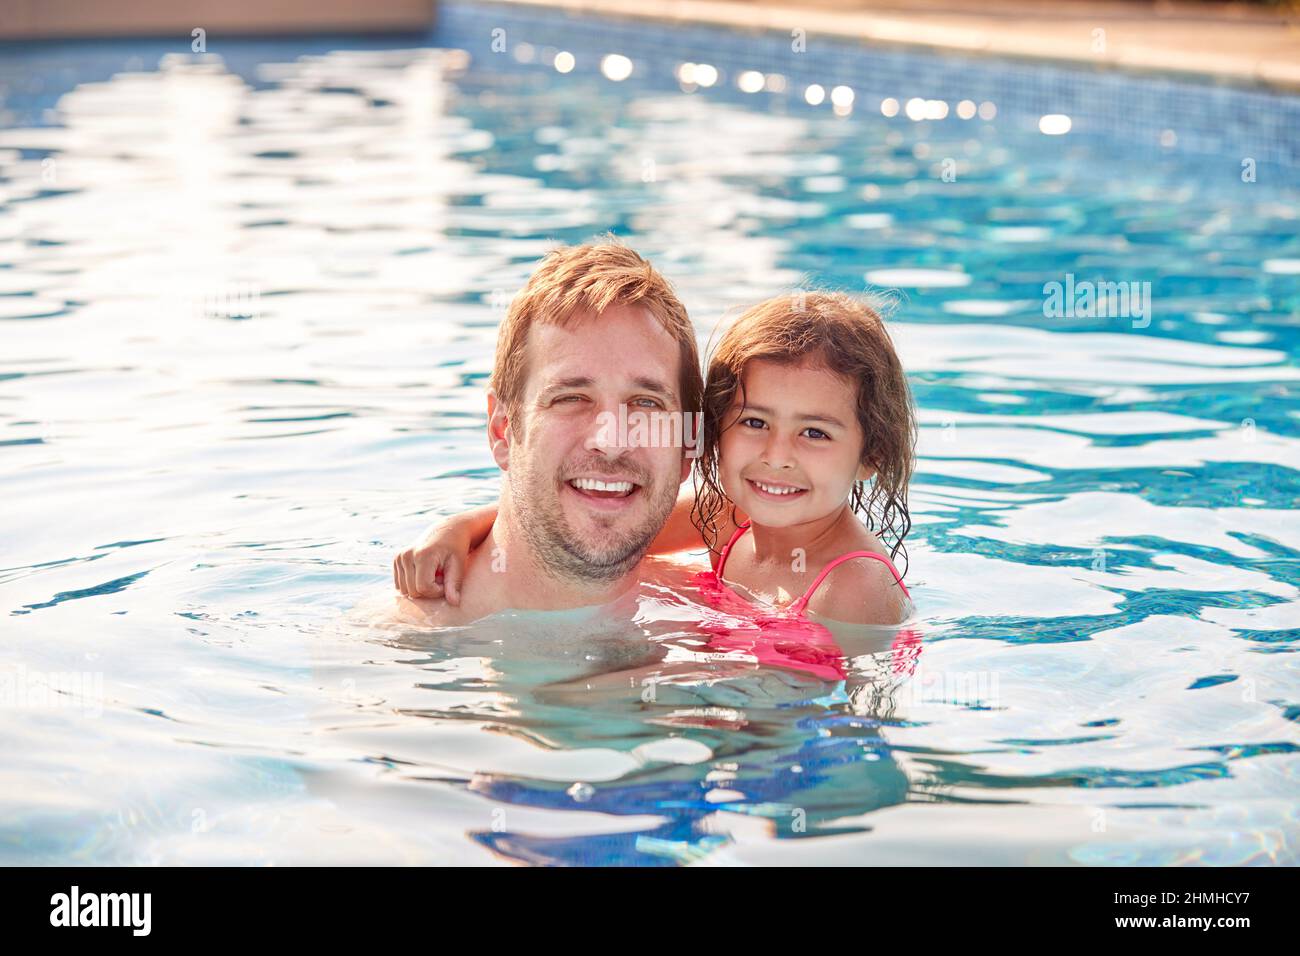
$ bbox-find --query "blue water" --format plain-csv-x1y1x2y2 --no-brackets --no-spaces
2,12,1298,865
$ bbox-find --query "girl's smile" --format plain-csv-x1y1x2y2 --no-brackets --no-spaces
744,477,809,501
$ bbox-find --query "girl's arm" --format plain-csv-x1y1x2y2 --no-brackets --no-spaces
393,503,496,605
649,482,745,561
647,484,706,555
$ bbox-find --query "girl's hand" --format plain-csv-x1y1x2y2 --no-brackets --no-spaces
393,504,496,605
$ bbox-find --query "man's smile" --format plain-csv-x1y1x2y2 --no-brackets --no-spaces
564,474,644,509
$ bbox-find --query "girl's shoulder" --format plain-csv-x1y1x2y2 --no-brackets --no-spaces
708,509,751,572
836,519,893,559
803,555,909,626
802,524,910,626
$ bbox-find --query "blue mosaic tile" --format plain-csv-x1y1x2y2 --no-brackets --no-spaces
433,0,1300,169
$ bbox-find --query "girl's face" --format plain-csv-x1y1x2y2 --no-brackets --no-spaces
717,357,874,529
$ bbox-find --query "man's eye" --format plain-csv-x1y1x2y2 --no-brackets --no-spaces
631,397,664,409
553,395,584,404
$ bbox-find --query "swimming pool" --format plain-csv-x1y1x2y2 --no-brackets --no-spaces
2,1,1298,865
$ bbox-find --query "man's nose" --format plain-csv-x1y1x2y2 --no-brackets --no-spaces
585,400,630,457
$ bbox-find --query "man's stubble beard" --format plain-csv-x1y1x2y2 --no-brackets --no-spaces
508,452,679,585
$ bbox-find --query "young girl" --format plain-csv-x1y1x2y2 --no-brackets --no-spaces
399,290,918,641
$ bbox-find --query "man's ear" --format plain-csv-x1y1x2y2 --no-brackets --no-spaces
680,454,692,485
487,389,512,471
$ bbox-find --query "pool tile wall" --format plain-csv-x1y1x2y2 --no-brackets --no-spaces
435,0,1300,171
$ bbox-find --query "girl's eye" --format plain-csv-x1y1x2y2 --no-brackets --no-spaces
739,417,767,429
803,427,830,440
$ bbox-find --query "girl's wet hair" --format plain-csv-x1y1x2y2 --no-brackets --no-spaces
692,290,918,577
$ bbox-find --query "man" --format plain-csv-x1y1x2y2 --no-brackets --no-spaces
391,238,703,626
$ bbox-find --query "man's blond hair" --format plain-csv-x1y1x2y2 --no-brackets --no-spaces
490,236,702,416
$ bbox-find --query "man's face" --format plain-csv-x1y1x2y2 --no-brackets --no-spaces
493,304,691,582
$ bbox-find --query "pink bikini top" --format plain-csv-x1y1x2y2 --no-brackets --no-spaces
691,523,919,682
714,522,912,615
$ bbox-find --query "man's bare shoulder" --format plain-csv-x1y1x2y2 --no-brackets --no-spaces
399,593,472,626
376,539,509,627
351,591,479,629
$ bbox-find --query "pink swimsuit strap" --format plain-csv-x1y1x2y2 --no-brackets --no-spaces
716,522,911,615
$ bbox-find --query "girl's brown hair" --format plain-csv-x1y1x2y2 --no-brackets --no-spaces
692,291,918,576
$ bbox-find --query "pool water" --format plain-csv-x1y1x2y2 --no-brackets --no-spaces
2,11,1298,865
